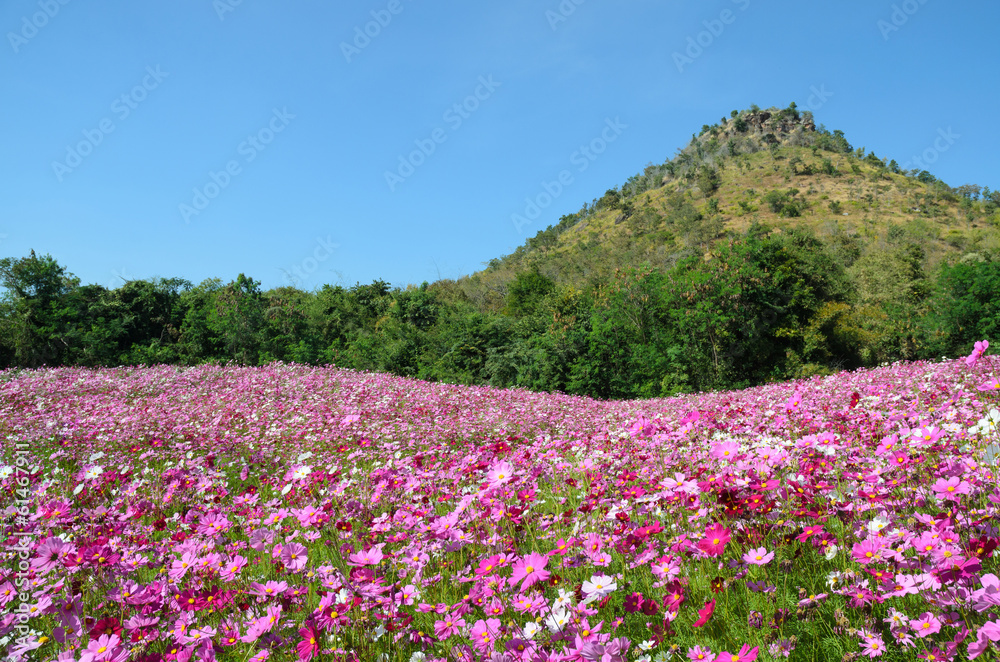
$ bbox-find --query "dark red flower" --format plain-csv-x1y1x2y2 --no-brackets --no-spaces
89,617,122,639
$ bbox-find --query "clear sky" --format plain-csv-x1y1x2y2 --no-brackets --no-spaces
3,0,998,291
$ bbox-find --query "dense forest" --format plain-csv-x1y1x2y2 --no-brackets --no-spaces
3,105,999,399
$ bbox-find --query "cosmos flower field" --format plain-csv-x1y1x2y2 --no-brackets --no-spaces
1,344,999,662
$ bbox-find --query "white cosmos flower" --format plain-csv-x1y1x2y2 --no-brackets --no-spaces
292,465,312,480
969,409,1000,437
581,573,617,602
84,465,104,480
867,515,890,535
522,622,540,639
552,588,574,611
0,466,13,480
545,609,569,632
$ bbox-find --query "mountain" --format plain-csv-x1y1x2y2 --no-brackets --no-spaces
462,104,998,305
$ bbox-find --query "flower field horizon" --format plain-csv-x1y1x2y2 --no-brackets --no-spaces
1,345,999,662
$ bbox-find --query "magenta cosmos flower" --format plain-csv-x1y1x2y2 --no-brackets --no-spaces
693,599,716,627
697,523,731,557
470,618,502,653
716,645,759,662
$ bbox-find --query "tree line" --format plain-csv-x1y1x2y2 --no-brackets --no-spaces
2,226,997,399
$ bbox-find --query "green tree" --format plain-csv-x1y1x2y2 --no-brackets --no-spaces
927,258,1000,356
0,251,79,367
697,167,721,196
505,269,555,317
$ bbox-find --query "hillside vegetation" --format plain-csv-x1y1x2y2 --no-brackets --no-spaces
2,104,999,398
477,104,997,295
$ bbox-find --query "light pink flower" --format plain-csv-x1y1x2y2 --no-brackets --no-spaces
742,547,774,566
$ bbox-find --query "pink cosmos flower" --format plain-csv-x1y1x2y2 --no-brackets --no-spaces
168,551,198,581
651,555,679,580
968,620,1000,659
716,645,759,662
434,616,466,639
971,573,1000,612
31,536,70,574
629,415,654,437
966,340,989,366
583,531,603,555
509,552,550,591
249,580,288,599
688,646,714,661
486,461,515,488
978,378,1000,391
860,633,885,657
852,538,884,565
0,582,15,607
347,545,384,567
262,509,290,526
241,605,283,643
796,525,824,542
79,634,129,662
219,554,247,581
548,537,574,556
292,506,322,526
710,441,739,461
742,547,774,566
282,542,309,572
475,554,504,577
697,523,731,557
932,477,971,501
197,512,231,537
471,618,502,653
911,612,942,638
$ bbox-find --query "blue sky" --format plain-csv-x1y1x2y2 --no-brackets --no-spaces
3,0,998,291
